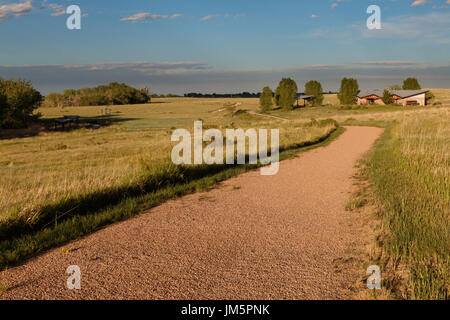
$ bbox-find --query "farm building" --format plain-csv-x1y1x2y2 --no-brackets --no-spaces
357,90,429,106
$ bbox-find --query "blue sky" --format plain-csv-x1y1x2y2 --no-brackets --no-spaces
1,0,450,93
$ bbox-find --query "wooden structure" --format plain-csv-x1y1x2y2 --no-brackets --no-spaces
295,95,313,107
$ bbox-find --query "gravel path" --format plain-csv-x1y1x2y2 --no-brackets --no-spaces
0,126,383,300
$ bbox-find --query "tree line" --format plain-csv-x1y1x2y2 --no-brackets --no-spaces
0,76,427,130
42,82,151,108
259,77,424,112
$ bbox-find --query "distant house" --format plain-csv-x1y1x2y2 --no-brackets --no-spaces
357,90,429,106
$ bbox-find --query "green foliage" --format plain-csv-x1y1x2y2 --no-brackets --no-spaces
338,78,359,105
274,86,281,106
259,86,273,112
304,80,324,106
0,78,42,129
403,77,421,90
0,90,7,125
382,89,394,105
42,82,151,108
276,78,298,110
426,91,435,104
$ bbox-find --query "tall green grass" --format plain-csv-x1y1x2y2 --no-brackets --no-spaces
367,112,449,299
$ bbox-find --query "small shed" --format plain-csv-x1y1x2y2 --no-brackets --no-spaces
295,95,313,107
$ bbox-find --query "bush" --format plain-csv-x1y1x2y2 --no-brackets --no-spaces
426,91,435,105
0,78,42,129
382,89,394,105
338,78,359,105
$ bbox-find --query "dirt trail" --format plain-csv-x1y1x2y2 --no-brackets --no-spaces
0,126,383,300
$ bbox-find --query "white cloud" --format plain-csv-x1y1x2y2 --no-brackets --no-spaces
121,12,169,22
48,4,65,17
200,13,244,21
311,14,319,18
0,0,32,22
170,14,182,19
411,0,428,7
200,14,221,21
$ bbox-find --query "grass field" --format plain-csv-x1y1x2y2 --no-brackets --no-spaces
366,110,449,299
0,89,449,299
0,97,341,270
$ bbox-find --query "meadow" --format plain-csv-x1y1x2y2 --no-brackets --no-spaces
0,90,449,299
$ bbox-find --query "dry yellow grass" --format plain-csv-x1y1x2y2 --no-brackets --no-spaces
0,98,335,220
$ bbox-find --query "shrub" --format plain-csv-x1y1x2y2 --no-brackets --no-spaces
426,91,435,105
382,89,394,105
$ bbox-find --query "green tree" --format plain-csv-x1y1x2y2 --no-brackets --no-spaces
304,80,324,106
274,86,281,106
338,78,359,105
0,78,42,128
42,82,151,108
259,86,273,112
382,89,394,105
276,78,298,110
402,78,421,90
42,93,65,108
0,90,7,125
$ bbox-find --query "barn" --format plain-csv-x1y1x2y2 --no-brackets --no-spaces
357,90,429,106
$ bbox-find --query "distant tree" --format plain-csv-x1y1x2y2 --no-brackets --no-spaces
276,78,298,110
382,89,394,105
274,86,281,106
304,80,324,106
259,86,273,112
388,84,402,90
0,89,7,125
141,86,151,103
402,78,421,90
0,78,42,128
42,93,65,108
338,78,359,105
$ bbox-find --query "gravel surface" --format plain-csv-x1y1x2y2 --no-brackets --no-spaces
0,126,383,300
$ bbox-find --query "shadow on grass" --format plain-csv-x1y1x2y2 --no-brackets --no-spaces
0,115,139,140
